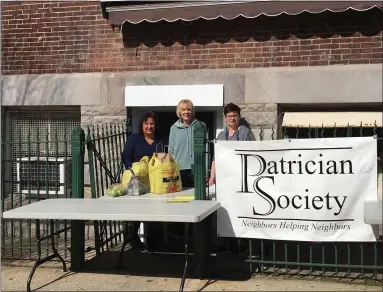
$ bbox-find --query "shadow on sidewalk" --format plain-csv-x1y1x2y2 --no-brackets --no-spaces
78,248,252,281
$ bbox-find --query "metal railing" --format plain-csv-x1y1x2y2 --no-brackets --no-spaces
1,121,130,262
192,122,383,282
1,127,72,260
2,120,381,283
84,121,131,255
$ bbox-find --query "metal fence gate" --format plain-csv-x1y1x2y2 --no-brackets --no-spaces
85,121,131,255
1,108,80,260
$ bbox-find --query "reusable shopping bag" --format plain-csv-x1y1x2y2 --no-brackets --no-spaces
148,152,182,194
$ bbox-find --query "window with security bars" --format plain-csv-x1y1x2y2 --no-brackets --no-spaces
16,157,72,195
5,107,81,197
10,110,80,157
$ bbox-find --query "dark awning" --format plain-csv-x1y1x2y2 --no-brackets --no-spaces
101,1,383,25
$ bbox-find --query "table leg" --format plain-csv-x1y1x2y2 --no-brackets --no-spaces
70,220,85,270
27,219,67,292
50,220,67,272
193,215,211,279
179,223,189,292
27,219,41,292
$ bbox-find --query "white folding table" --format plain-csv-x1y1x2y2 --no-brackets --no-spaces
2,198,220,292
99,187,217,262
99,186,216,200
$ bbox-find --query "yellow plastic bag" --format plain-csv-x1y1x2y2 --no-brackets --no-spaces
148,153,182,194
122,156,150,187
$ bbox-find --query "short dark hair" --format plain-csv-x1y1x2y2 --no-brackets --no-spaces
138,111,157,135
224,103,241,116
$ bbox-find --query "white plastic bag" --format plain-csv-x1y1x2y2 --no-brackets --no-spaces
126,168,150,196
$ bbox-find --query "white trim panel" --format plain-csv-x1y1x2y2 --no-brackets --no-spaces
125,84,224,107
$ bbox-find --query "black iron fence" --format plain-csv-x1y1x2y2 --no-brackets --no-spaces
192,122,383,282
1,127,72,260
2,119,382,282
84,122,130,255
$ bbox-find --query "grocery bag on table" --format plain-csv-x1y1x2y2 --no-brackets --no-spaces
122,156,150,188
148,152,182,194
126,168,150,196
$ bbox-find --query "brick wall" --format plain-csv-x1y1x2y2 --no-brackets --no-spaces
1,1,382,75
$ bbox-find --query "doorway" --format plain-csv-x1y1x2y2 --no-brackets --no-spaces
155,110,216,166
131,107,221,164
154,111,216,143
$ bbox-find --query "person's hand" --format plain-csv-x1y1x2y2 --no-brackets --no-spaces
208,176,215,186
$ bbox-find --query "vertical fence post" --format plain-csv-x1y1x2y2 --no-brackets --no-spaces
193,123,207,200
70,126,85,270
192,123,209,278
86,130,101,256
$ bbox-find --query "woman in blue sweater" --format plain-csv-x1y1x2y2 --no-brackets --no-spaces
122,111,166,169
169,99,206,188
121,111,166,250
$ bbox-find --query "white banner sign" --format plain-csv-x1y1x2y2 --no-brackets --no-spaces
215,137,378,242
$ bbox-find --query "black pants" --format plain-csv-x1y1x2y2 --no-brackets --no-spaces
180,169,194,188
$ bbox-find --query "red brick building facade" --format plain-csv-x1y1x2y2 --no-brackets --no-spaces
1,1,382,140
2,1,382,75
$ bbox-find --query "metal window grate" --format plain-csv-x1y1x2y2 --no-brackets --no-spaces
10,111,80,156
1,108,80,260
17,158,72,194
7,109,80,195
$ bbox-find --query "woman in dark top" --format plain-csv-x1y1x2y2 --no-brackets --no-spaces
121,111,166,250
122,111,166,169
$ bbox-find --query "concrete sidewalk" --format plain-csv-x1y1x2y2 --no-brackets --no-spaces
2,251,382,292
2,264,382,291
